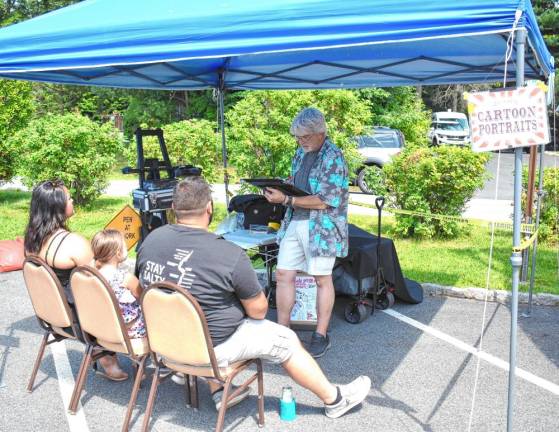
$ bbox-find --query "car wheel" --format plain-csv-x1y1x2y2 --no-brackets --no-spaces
357,165,385,195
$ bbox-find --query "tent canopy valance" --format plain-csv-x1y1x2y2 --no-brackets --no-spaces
0,0,553,90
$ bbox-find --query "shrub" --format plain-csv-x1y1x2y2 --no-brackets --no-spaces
7,113,123,205
133,119,221,182
226,90,370,180
384,146,489,238
357,87,431,147
0,80,34,180
524,166,558,241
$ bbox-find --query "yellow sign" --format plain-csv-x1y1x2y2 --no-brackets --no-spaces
104,205,142,250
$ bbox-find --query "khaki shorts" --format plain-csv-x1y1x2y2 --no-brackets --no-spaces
214,318,300,365
277,219,336,276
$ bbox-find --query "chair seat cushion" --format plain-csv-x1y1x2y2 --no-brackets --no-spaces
98,337,150,356
163,358,251,378
52,325,77,339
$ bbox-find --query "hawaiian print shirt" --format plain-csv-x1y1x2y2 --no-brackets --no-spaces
277,137,349,258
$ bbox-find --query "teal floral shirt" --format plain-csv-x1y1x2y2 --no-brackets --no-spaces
277,138,349,258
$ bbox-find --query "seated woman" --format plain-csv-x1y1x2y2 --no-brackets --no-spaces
23,180,128,381
91,229,146,340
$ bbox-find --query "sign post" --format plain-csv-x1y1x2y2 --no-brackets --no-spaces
104,204,142,250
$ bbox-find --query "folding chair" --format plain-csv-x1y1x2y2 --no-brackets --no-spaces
69,265,150,432
22,256,83,404
140,281,264,432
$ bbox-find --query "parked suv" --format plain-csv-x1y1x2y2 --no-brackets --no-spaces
354,126,404,194
428,111,470,146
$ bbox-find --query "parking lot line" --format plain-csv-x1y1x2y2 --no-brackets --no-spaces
382,309,559,396
51,342,90,432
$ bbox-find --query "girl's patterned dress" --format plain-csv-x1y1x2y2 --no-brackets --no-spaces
107,267,146,339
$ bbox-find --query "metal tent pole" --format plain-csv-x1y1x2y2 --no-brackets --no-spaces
217,71,230,208
507,27,526,432
523,143,546,317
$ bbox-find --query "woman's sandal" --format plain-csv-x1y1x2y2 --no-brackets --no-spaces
94,356,129,382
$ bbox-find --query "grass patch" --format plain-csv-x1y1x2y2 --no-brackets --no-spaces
349,213,558,294
108,154,134,181
2,189,557,293
0,190,133,240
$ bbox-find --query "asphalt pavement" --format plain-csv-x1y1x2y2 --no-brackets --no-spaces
1,270,558,432
475,152,558,201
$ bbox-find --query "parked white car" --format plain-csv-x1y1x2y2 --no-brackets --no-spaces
354,127,404,194
428,111,470,146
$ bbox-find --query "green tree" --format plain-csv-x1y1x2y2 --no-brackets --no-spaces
0,80,34,180
137,119,221,182
1,0,80,26
226,90,371,180
7,113,123,204
358,87,431,147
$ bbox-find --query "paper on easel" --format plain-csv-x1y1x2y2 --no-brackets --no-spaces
290,273,317,326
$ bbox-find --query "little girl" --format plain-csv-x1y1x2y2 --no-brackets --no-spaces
91,229,146,339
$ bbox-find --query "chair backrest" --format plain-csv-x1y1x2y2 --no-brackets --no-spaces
141,281,217,372
70,265,132,354
22,256,75,332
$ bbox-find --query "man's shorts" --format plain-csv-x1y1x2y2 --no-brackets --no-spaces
277,219,336,275
214,318,300,365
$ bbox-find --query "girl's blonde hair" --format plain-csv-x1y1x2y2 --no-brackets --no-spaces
91,229,127,267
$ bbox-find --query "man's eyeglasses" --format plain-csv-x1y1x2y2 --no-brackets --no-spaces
293,133,314,142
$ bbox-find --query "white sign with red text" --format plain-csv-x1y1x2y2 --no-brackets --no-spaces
290,273,317,326
465,84,549,152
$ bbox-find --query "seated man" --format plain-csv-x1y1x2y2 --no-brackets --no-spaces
136,176,371,418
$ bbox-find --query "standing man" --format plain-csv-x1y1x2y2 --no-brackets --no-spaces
264,107,349,358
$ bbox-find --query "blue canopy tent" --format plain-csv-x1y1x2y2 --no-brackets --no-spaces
0,0,553,89
0,1,554,430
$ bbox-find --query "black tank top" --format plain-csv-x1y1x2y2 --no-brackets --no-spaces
45,231,74,303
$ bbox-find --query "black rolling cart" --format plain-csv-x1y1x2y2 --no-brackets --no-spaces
334,198,424,323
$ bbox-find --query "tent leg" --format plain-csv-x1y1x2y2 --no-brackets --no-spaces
507,27,526,432
217,76,230,208
523,143,546,317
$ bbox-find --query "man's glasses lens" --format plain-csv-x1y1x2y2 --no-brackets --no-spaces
294,134,313,141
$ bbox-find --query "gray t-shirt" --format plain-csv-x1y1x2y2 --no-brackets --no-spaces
292,150,318,220
136,224,263,346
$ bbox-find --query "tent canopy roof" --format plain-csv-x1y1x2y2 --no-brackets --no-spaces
0,0,554,90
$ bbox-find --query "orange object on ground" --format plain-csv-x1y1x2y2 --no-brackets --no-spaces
0,238,25,272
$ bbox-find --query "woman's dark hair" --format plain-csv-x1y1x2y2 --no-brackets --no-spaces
24,180,69,254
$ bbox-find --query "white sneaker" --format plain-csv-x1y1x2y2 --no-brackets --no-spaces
324,376,371,419
212,385,251,411
171,373,186,385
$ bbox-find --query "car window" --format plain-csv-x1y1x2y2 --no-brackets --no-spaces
436,121,464,131
357,131,402,148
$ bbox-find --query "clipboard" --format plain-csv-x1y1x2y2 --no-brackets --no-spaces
241,178,310,196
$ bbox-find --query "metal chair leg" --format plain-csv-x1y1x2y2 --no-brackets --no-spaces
215,378,232,432
68,345,94,414
67,343,91,412
122,356,147,432
190,376,199,410
27,332,49,393
257,360,265,427
184,374,191,408
141,364,161,432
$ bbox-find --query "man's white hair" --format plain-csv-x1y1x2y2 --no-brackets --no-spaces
290,107,327,136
